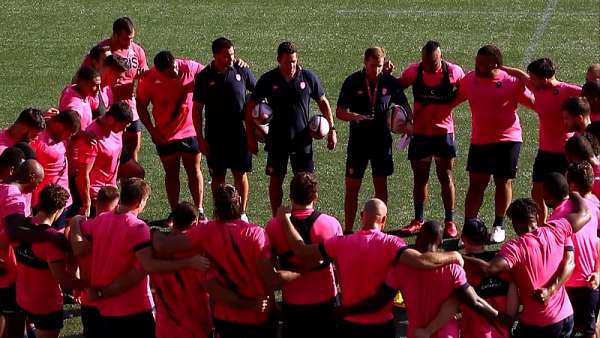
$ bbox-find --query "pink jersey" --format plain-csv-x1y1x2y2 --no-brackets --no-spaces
82,39,148,121
15,225,65,315
457,70,533,144
30,130,70,207
90,85,114,113
386,263,467,338
0,128,17,154
59,84,93,130
548,198,600,287
265,209,342,305
399,61,465,135
592,163,600,200
136,59,203,143
75,120,122,199
498,218,574,326
533,82,581,153
185,219,272,325
80,211,153,316
0,229,16,289
322,229,406,324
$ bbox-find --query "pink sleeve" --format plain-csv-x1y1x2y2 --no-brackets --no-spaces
323,236,340,260
399,64,417,88
450,65,465,83
4,194,27,216
384,264,405,290
565,236,574,248
137,46,148,71
498,240,521,269
547,218,574,241
184,225,206,249
76,140,97,165
451,265,468,288
314,216,343,242
136,76,150,102
130,222,151,251
517,79,535,106
252,228,271,260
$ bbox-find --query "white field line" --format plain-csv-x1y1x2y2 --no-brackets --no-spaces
521,0,559,67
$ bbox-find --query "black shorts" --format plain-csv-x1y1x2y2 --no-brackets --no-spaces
155,137,200,157
25,310,63,331
532,150,568,183
408,133,457,161
119,150,132,164
266,148,314,177
337,319,395,338
467,142,522,179
102,311,155,338
0,284,21,315
214,317,278,338
281,298,336,338
513,315,573,338
346,143,393,179
567,287,600,337
207,141,252,177
125,119,143,133
81,305,103,338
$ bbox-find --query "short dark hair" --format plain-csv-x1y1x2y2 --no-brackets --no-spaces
543,172,570,202
153,50,175,71
477,44,503,66
0,147,24,170
582,132,600,156
462,218,488,245
290,172,318,205
212,37,234,54
89,44,110,63
422,40,441,55
567,161,595,194
15,108,45,130
106,102,133,123
583,79,600,98
97,186,120,206
565,134,595,160
506,198,538,225
562,96,591,117
527,58,555,78
104,54,130,73
38,183,69,214
277,41,297,58
120,178,151,207
113,17,134,35
77,66,100,82
13,142,36,160
364,47,386,62
53,110,81,134
586,121,600,141
213,184,242,221
173,202,197,230
416,220,443,249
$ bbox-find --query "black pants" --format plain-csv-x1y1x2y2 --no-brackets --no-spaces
513,315,574,338
214,317,278,338
336,319,395,338
101,311,155,338
81,306,102,338
281,299,336,338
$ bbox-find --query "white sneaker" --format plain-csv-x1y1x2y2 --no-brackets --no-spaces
241,213,249,223
490,226,506,243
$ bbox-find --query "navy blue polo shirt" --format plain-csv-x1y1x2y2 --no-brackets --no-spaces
252,67,325,151
193,62,256,143
337,70,407,146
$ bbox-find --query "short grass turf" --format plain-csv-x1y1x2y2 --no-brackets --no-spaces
0,1,598,336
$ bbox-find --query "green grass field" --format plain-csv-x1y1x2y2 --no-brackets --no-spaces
0,0,598,336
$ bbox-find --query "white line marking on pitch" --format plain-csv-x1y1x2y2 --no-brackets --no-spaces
521,0,560,67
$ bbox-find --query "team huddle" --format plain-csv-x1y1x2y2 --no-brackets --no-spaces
0,14,600,338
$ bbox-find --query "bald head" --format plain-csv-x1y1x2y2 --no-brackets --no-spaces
15,159,44,193
588,64,600,82
361,198,387,230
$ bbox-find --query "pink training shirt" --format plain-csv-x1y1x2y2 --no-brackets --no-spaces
399,61,465,135
0,182,29,288
30,129,70,207
533,82,581,153
186,219,273,325
498,218,574,326
80,211,153,316
0,128,18,155
321,229,406,325
386,263,467,338
136,59,203,143
59,84,93,130
15,225,66,315
592,163,600,200
548,197,600,288
75,120,122,199
457,70,533,145
265,209,342,305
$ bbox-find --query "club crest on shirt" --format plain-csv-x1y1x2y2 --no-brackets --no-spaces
382,88,388,95
300,81,306,90
495,81,502,88
235,74,241,81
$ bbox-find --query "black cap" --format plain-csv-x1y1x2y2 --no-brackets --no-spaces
462,218,488,245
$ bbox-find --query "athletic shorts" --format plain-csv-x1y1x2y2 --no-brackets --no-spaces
532,150,568,183
408,133,457,161
337,319,395,338
346,143,393,179
25,310,63,331
119,150,132,164
0,284,21,315
155,137,200,157
266,148,314,177
81,306,103,338
466,142,522,179
214,317,278,338
281,298,336,338
567,287,599,337
102,311,155,338
125,119,143,133
207,142,252,177
513,315,573,338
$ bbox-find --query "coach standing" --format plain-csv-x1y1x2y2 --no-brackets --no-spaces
246,41,336,216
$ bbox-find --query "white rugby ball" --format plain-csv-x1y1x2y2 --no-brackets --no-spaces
252,101,272,125
386,104,410,134
308,115,330,140
254,123,269,143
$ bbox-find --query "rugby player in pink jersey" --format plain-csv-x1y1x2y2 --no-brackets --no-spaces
452,45,535,243
564,134,600,199
137,50,205,221
398,41,465,238
87,47,129,119
563,96,592,134
69,178,210,338
463,193,593,338
81,17,148,161
583,80,600,122
0,108,46,154
265,173,342,338
14,184,87,338
502,58,582,224
0,146,25,182
59,67,100,130
278,198,463,338
587,64,600,83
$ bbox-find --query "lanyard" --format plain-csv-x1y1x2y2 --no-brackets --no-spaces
365,75,378,114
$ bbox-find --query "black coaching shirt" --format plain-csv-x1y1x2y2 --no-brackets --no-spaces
252,67,325,152
193,63,257,144
337,70,407,147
